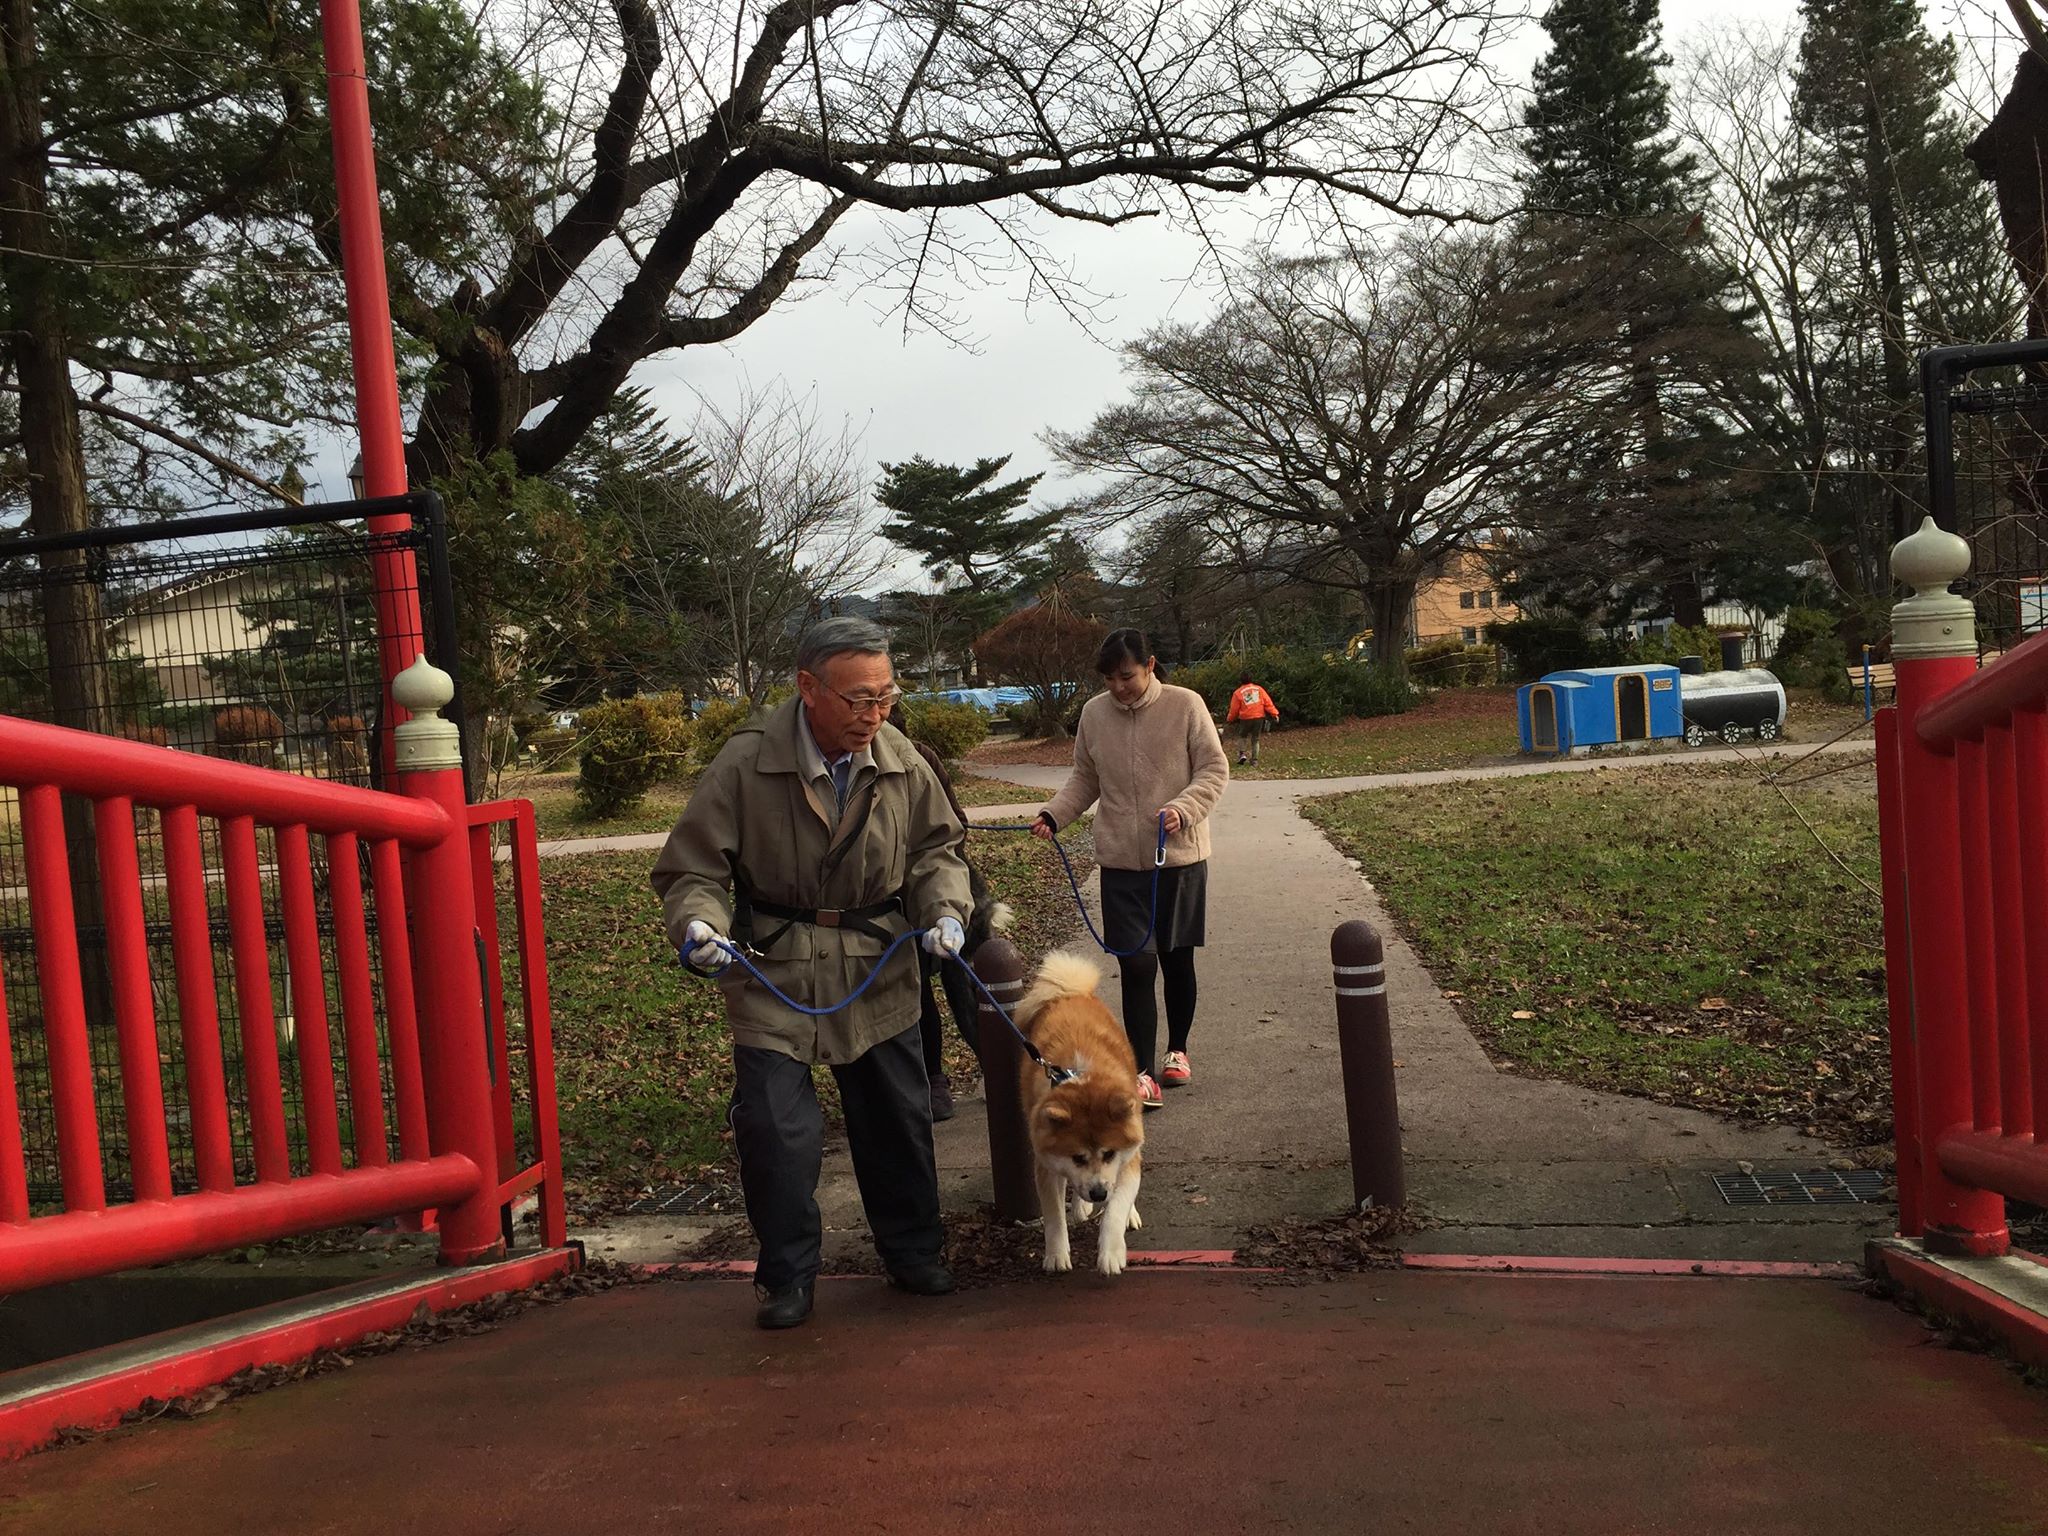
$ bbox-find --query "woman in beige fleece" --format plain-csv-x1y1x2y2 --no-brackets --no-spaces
1034,628,1230,1108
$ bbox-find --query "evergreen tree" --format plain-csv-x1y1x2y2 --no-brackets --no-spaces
1794,0,1995,544
1508,0,1781,626
874,456,1059,593
1523,0,1695,218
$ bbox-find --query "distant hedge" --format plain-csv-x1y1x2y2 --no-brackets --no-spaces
1176,647,1412,728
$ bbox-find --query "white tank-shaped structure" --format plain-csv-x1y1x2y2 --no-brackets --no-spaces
1678,667,1786,746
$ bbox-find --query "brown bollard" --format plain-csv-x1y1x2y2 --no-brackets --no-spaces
1332,921,1405,1211
973,938,1036,1222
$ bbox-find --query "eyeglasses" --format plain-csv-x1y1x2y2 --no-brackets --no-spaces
820,684,902,716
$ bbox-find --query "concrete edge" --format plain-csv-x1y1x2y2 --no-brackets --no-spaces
633,1252,1863,1281
1867,1236,2048,1373
0,1247,579,1462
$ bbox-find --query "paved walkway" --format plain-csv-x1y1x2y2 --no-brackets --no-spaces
8,1270,2043,1534
579,739,1890,1266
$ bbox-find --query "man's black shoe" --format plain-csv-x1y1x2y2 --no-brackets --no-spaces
887,1261,956,1296
755,1281,814,1330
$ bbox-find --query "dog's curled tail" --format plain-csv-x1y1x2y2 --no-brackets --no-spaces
989,900,1015,933
1017,950,1103,1024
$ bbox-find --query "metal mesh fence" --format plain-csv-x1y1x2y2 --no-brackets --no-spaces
0,496,460,1207
1928,345,2048,652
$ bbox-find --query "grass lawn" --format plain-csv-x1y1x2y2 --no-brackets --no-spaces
1302,760,1890,1149
542,823,1089,1216
970,686,1871,780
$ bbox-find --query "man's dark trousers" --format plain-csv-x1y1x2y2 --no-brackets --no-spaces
729,1023,942,1291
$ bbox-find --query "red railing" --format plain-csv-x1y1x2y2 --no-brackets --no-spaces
1878,518,2048,1256
468,799,567,1250
0,661,558,1290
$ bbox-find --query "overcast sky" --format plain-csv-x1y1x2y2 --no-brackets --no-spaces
312,0,2016,578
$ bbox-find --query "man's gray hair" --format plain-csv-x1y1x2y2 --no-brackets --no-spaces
796,616,891,676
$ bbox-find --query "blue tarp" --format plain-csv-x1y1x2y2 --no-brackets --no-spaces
916,686,1035,712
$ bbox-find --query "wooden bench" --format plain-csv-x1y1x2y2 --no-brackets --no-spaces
1848,661,1896,692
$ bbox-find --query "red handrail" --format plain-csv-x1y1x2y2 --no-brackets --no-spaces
0,715,445,843
1917,624,2048,745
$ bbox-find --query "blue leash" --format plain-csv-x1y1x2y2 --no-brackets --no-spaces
677,812,1169,1087
971,812,1169,958
692,930,1076,1086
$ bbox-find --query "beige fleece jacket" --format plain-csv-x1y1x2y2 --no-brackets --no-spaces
1040,677,1230,870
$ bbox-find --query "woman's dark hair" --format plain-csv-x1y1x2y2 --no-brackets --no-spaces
1096,627,1153,675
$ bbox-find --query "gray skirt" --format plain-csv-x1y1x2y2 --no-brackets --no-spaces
1100,861,1208,953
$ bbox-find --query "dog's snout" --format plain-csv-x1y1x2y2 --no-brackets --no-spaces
1087,1183,1110,1203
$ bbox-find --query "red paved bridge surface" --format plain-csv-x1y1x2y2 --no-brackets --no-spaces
4,1270,2046,1534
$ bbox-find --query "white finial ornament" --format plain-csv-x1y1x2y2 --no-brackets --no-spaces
391,655,462,770
1889,516,1976,661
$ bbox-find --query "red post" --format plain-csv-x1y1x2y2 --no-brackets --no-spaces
327,831,390,1167
0,964,28,1224
370,836,431,1161
278,824,345,1177
20,785,104,1212
161,805,236,1193
319,0,426,755
509,800,568,1248
1875,710,1922,1236
1890,517,2008,1255
391,658,504,1265
222,815,292,1184
1955,737,2003,1131
2017,705,2048,1136
1985,723,2031,1140
94,797,172,1203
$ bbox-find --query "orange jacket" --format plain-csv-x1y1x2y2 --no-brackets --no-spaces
1226,682,1279,722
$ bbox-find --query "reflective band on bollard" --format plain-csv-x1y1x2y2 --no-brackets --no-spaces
1332,921,1404,1212
972,938,1036,1223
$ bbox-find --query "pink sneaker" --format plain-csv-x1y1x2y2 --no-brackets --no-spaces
1136,1072,1163,1110
1161,1050,1191,1087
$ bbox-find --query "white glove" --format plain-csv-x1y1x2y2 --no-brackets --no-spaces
682,919,729,969
923,916,966,957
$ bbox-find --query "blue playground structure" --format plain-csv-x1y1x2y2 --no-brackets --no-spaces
1517,664,1683,754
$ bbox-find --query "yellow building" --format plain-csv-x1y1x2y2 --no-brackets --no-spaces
1410,549,1517,646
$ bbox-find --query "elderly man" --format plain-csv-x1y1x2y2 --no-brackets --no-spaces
652,617,972,1330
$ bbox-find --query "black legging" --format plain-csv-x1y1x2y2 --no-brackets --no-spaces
1119,946,1198,1077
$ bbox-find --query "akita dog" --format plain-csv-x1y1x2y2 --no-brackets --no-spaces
1015,952,1145,1276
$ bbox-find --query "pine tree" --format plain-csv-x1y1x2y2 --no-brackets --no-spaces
1795,0,1992,544
1508,0,1780,626
874,456,1059,593
1523,0,1695,218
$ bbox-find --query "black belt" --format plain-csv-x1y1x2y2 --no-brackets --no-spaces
747,894,904,949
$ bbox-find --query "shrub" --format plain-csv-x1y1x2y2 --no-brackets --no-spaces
214,704,284,747
900,697,988,762
689,696,757,771
575,697,692,818
1405,638,1498,687
1631,624,1724,671
1178,647,1412,728
1485,616,1621,682
525,725,579,768
1773,607,1853,702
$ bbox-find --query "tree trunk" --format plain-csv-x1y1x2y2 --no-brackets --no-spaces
1,0,114,1024
1365,580,1416,674
1864,90,1918,544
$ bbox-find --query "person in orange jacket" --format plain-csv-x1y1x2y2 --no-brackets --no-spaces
1225,672,1280,766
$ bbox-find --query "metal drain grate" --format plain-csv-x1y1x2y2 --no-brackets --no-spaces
622,1182,737,1216
1712,1168,1888,1206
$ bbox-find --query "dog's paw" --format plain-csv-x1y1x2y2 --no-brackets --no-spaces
1097,1239,1128,1277
1042,1241,1073,1273
1127,1204,1143,1232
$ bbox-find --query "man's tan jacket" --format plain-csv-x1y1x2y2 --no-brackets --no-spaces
651,698,971,1064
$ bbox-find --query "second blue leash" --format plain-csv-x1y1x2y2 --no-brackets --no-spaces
973,811,1169,958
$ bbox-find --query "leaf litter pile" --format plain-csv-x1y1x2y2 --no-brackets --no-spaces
1234,1205,1430,1277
